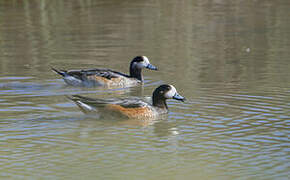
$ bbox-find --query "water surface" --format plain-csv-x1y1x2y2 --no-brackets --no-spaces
0,0,289,179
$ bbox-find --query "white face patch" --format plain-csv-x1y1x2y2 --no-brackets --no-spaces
142,56,150,65
135,56,150,68
164,85,177,99
132,56,151,69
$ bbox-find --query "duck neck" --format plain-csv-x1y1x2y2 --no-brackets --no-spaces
129,65,143,81
152,95,168,109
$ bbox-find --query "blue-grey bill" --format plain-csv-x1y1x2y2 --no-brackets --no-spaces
146,64,158,70
173,93,185,102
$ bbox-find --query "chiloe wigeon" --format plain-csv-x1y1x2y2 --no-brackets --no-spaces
68,84,185,119
52,56,157,88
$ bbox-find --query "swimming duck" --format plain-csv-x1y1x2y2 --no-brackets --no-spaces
52,56,157,87
68,84,185,119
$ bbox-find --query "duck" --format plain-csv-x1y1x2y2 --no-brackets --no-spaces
68,84,185,119
52,56,157,87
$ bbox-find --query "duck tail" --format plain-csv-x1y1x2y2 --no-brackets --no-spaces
51,67,67,77
66,95,95,113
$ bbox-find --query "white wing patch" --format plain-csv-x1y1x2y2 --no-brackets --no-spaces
63,76,83,86
76,101,94,111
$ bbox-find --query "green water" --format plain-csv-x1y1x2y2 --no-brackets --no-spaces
0,0,289,179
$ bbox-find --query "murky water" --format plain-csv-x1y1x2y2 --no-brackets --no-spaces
0,0,289,179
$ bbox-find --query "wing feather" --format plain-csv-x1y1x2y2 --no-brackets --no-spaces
69,95,148,109
66,68,128,80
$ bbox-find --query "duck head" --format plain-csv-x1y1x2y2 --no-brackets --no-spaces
129,56,157,81
152,84,185,109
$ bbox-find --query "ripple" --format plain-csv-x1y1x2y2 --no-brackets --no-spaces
0,76,34,80
0,0,289,178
